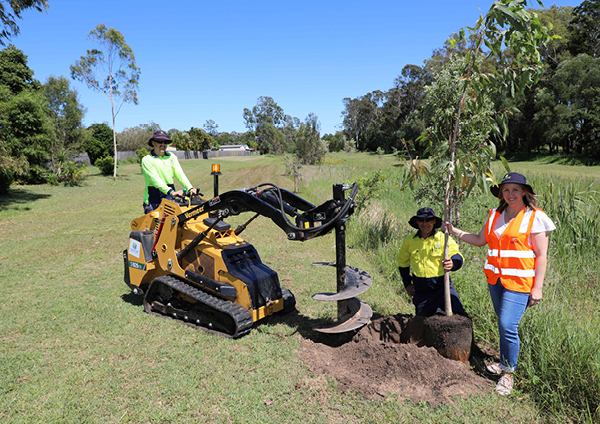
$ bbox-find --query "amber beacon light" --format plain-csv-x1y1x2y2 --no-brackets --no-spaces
211,164,221,197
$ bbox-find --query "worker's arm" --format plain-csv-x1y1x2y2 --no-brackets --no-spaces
398,237,414,296
444,222,487,247
171,156,193,192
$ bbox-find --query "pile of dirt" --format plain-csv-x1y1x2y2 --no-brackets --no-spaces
300,314,494,405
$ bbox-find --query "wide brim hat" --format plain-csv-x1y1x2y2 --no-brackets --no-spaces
490,172,535,197
148,130,172,147
408,207,442,229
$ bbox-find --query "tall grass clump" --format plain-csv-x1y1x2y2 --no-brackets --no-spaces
514,177,600,421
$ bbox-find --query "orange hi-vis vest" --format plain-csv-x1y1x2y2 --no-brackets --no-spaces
483,206,538,293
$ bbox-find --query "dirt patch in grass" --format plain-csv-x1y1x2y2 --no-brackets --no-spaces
300,314,494,405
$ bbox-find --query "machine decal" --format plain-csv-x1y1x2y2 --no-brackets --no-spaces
128,260,146,271
129,238,141,258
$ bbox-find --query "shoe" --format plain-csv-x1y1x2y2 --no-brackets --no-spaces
486,362,503,375
496,373,514,396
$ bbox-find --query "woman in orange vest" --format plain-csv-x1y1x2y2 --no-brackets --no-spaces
445,172,555,396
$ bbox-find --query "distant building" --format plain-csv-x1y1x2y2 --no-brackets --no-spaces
218,144,253,152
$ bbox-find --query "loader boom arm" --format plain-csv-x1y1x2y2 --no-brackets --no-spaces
176,183,358,242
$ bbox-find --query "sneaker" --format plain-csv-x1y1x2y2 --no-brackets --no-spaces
496,373,514,396
486,362,503,375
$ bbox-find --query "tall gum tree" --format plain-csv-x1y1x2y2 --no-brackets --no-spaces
70,24,140,178
402,0,555,315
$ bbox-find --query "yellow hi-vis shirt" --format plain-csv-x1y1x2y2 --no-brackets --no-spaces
398,230,462,278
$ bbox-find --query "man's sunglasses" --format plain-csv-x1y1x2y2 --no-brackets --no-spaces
153,140,169,144
417,218,434,223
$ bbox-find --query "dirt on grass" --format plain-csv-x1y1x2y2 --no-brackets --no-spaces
300,313,495,405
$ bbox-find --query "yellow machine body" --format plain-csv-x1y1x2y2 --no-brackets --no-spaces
124,197,286,335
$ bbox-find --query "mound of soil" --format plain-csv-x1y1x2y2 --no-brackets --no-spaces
300,314,494,405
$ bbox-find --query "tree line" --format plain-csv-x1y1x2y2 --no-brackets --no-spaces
1,1,599,194
339,1,600,162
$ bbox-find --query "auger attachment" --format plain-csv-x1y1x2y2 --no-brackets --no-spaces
311,184,373,333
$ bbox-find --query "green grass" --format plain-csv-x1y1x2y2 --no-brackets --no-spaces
0,153,598,423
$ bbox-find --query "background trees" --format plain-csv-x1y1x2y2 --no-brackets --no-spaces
117,122,159,151
337,1,600,164
4,2,600,195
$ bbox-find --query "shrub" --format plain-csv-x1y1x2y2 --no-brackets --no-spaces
53,161,86,186
95,156,114,175
136,147,149,164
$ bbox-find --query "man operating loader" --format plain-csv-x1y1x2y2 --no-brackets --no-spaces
141,130,198,214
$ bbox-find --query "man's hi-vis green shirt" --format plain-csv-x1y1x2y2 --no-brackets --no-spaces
398,230,462,279
141,151,192,205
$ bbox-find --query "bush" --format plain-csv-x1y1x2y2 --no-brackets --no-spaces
95,156,114,175
136,147,149,164
49,161,86,186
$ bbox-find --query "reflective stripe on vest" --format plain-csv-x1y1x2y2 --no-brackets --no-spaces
484,206,538,293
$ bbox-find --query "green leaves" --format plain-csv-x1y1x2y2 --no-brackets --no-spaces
70,24,140,107
403,0,552,225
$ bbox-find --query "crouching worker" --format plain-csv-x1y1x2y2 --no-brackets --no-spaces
142,130,198,214
398,207,466,317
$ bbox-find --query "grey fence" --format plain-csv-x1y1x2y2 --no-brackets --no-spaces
74,149,256,165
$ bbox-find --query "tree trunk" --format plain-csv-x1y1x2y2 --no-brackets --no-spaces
111,98,117,179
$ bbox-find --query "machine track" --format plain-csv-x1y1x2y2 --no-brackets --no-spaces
143,275,254,338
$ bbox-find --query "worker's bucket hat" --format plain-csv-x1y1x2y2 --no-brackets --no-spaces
148,130,172,146
409,207,442,229
490,172,535,197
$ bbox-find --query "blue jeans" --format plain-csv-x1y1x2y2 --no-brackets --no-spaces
488,281,530,373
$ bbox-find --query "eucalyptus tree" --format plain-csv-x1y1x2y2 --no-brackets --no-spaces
70,24,140,178
402,0,554,315
203,119,219,136
243,96,284,131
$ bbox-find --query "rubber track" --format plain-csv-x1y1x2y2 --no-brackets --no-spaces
148,275,254,338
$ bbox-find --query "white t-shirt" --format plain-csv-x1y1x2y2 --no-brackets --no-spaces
488,207,556,241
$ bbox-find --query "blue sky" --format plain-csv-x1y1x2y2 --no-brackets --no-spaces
11,0,579,136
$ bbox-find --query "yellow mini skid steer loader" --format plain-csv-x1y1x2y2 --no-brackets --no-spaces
124,183,372,338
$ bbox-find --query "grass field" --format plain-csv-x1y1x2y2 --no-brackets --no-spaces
1,152,598,423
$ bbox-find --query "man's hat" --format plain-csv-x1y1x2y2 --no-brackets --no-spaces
148,130,172,146
490,172,535,197
408,207,442,229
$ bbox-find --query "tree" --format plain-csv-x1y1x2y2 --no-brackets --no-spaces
294,113,327,165
85,123,113,165
0,0,48,45
403,0,554,315
255,121,286,154
341,92,383,150
170,127,214,152
203,119,219,136
70,24,140,178
42,75,86,175
568,0,600,58
243,96,284,131
117,122,160,151
0,44,39,94
0,88,53,184
0,45,52,191
552,54,600,157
